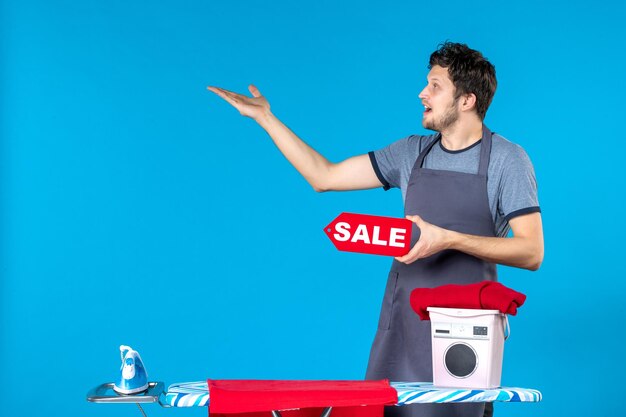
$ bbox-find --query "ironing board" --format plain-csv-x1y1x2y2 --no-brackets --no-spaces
87,381,542,408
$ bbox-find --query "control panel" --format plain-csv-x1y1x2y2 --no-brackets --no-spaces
433,323,490,340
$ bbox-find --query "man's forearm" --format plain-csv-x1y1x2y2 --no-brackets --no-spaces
257,111,331,191
447,231,543,271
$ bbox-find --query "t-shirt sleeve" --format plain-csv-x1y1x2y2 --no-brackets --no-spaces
499,145,541,221
368,136,417,191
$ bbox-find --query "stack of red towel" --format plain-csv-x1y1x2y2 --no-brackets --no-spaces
410,281,526,320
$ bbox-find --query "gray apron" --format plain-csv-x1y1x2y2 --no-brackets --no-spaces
366,125,497,417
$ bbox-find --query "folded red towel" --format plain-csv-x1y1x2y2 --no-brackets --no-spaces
207,379,397,417
409,281,527,320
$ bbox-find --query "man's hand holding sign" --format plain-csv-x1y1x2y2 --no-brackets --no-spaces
395,215,453,264
324,213,478,264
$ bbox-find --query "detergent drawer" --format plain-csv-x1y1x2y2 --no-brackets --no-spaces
428,307,506,389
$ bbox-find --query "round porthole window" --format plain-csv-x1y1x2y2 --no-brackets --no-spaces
444,343,478,378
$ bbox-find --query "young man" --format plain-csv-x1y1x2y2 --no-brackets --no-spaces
207,42,544,417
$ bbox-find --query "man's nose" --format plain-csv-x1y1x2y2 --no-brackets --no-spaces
418,87,427,100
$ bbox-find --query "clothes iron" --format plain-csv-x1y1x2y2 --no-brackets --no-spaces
113,345,149,394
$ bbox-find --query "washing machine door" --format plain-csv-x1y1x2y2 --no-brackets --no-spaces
444,343,478,378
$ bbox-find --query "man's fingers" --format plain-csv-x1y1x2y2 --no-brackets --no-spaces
208,85,257,100
406,214,423,225
207,86,231,100
207,86,243,107
248,84,262,98
208,86,238,99
208,86,235,95
207,86,233,96
395,244,421,264
218,88,241,102
395,253,416,264
207,84,267,119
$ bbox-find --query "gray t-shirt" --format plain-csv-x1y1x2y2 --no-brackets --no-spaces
369,133,540,237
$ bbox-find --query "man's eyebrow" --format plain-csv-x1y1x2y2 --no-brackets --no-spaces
427,77,442,82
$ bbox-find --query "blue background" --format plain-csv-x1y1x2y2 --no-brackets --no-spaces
2,1,624,416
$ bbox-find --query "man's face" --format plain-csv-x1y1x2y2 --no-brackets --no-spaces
418,65,460,132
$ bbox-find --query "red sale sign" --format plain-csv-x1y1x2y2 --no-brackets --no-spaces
324,212,413,256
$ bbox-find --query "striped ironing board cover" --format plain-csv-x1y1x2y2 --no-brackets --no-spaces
161,382,542,408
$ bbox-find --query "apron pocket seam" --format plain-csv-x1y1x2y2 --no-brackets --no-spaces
379,271,399,330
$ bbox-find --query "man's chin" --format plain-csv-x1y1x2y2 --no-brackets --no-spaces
422,120,438,132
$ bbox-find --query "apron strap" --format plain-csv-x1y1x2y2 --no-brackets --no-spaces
478,125,493,177
414,125,493,174
415,133,441,169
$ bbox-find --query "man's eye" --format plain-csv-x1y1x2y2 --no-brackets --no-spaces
433,84,438,89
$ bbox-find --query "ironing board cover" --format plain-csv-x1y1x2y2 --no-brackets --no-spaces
161,382,542,408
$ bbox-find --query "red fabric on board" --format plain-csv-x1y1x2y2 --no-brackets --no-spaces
409,281,527,320
211,406,385,417
207,379,397,417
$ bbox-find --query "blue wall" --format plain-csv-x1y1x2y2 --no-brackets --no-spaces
2,1,624,416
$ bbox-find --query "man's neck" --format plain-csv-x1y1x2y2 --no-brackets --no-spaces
440,120,484,151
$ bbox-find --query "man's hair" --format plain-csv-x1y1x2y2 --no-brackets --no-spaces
429,42,497,120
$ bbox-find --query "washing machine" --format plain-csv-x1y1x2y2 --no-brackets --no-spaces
427,307,509,389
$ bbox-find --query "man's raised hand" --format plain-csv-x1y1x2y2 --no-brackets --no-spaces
207,84,270,121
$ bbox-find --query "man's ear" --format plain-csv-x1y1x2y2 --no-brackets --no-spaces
460,93,477,112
